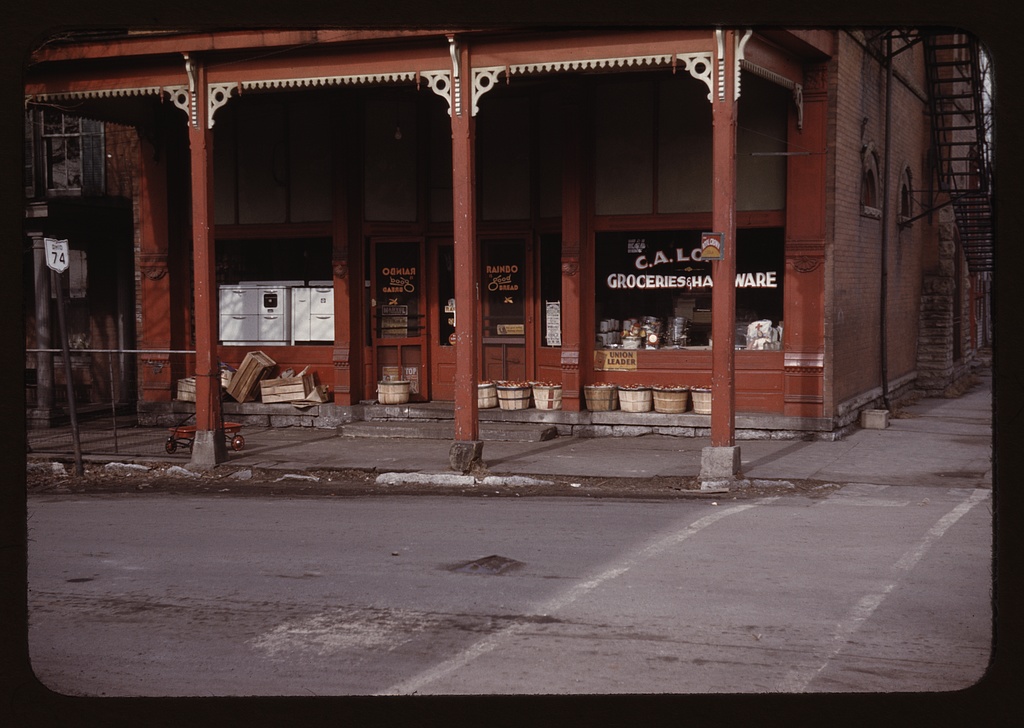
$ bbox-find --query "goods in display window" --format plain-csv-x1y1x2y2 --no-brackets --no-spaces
594,229,784,352
743,319,783,350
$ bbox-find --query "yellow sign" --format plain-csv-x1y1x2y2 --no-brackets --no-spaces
700,232,724,260
594,349,638,371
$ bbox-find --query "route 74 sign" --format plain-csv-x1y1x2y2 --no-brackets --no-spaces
44,238,70,273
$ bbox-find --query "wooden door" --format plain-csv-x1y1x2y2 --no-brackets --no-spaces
370,239,426,400
481,238,529,382
428,239,457,400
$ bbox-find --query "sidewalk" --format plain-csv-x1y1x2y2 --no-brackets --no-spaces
31,368,993,491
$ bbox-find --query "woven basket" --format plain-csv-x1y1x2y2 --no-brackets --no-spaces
653,387,690,413
378,380,410,405
618,387,653,413
584,384,618,411
532,384,563,411
691,388,711,414
478,382,498,409
496,385,531,410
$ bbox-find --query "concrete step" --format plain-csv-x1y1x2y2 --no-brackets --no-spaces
341,419,558,442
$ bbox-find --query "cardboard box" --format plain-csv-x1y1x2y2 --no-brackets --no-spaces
226,351,276,402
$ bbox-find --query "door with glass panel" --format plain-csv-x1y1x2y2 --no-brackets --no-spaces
429,239,457,400
371,239,426,400
481,238,529,382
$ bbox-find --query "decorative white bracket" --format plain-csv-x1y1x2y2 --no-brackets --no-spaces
207,83,237,128
679,53,715,102
448,36,462,117
716,30,726,102
713,29,753,102
183,54,199,128
422,70,454,116
735,30,753,100
472,67,505,115
166,85,191,120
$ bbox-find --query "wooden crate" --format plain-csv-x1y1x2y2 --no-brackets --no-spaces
226,351,276,402
176,377,196,402
260,369,315,404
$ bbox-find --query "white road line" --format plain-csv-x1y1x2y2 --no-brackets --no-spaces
378,499,775,696
778,488,990,692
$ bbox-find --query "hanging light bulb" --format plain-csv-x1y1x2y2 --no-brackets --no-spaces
394,124,403,141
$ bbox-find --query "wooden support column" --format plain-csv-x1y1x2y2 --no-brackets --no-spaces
702,28,741,483
559,87,584,411
449,36,483,472
185,55,226,467
332,101,357,405
710,29,739,448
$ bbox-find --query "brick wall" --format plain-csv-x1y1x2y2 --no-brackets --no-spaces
828,32,932,409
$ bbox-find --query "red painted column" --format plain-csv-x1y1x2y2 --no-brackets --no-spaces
332,101,357,406
559,88,583,411
186,56,226,465
710,30,738,448
137,135,173,403
450,38,480,444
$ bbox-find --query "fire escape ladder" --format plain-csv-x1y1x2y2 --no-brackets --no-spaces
923,33,993,272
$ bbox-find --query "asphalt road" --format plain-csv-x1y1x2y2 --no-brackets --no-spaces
24,482,992,700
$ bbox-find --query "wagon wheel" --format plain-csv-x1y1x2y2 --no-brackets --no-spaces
165,437,177,454
231,434,245,451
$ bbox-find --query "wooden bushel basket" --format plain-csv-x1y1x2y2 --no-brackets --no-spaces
377,380,411,404
532,384,562,411
653,387,690,413
584,384,618,411
496,384,531,410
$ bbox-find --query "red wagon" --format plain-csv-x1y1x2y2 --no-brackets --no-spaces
165,422,245,454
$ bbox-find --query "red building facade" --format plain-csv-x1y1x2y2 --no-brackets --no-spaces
24,28,989,464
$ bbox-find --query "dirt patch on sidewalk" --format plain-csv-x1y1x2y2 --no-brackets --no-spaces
25,459,842,501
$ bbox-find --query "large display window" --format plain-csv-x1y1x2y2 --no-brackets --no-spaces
594,228,784,351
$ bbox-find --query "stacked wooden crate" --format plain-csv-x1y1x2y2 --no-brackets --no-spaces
176,377,196,402
225,351,276,402
260,367,315,403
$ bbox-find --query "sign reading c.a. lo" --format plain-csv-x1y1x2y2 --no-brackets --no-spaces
44,238,70,273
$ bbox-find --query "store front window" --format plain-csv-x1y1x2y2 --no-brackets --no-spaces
594,228,784,351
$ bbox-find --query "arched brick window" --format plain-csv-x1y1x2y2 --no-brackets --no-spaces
861,150,881,217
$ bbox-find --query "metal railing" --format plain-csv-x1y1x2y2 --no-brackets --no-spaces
26,348,195,457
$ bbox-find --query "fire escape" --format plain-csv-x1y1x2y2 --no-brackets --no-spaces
922,32,994,273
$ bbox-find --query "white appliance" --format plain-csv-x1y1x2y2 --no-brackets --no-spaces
219,285,259,343
257,286,289,344
219,283,293,345
291,282,335,343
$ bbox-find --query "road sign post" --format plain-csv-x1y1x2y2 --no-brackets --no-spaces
44,237,69,274
44,238,84,476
